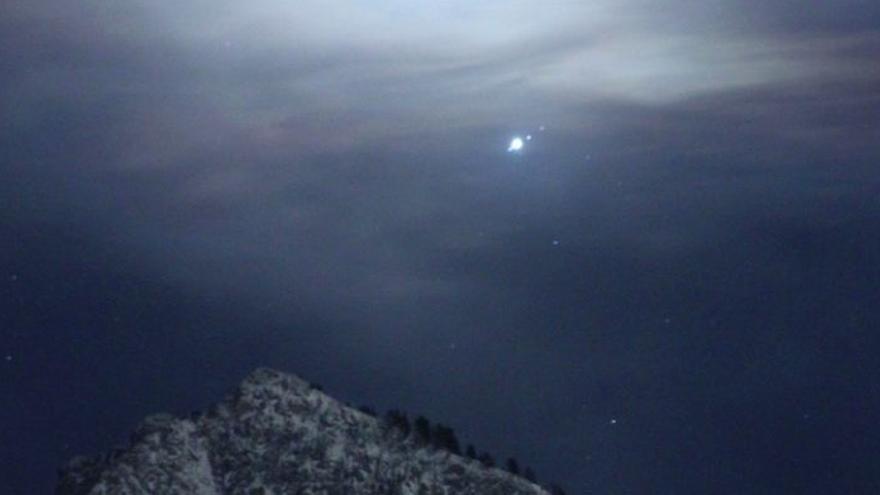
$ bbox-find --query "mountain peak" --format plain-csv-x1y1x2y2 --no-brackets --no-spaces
58,368,549,495
241,367,311,392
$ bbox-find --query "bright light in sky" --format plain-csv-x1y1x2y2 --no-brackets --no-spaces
508,137,524,152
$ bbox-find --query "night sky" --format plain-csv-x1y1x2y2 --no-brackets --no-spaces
3,1,880,493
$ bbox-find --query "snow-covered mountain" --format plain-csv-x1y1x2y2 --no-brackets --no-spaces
57,368,550,494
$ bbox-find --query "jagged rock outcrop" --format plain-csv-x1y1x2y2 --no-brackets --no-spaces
57,368,549,495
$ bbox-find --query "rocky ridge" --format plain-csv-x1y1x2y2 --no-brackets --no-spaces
57,368,550,495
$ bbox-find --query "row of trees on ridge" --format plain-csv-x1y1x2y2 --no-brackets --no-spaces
377,407,567,493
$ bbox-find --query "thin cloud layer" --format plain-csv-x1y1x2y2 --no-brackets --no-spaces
4,0,878,310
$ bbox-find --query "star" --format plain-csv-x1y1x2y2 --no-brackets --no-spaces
4,355,12,362
610,418,617,425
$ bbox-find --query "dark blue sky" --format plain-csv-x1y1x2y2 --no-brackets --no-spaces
2,1,880,493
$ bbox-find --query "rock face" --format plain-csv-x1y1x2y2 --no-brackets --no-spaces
58,368,549,495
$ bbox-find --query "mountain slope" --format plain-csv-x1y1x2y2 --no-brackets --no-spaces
57,368,550,495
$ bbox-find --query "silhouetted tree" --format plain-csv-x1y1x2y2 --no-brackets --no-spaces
430,424,461,454
309,382,324,392
465,444,477,459
478,452,495,468
445,427,461,454
524,467,536,483
548,483,568,495
384,410,411,436
358,405,377,417
414,416,431,445
430,424,443,449
506,458,520,475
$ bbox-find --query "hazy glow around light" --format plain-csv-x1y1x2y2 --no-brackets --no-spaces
508,137,524,152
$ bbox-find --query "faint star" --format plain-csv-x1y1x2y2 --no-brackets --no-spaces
9,274,18,281
552,240,560,246
4,355,12,362
526,134,533,141
539,125,546,131
610,419,617,425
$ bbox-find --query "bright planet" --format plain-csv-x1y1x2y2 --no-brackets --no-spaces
507,137,524,152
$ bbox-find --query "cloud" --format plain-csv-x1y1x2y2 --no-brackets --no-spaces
3,0,879,348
